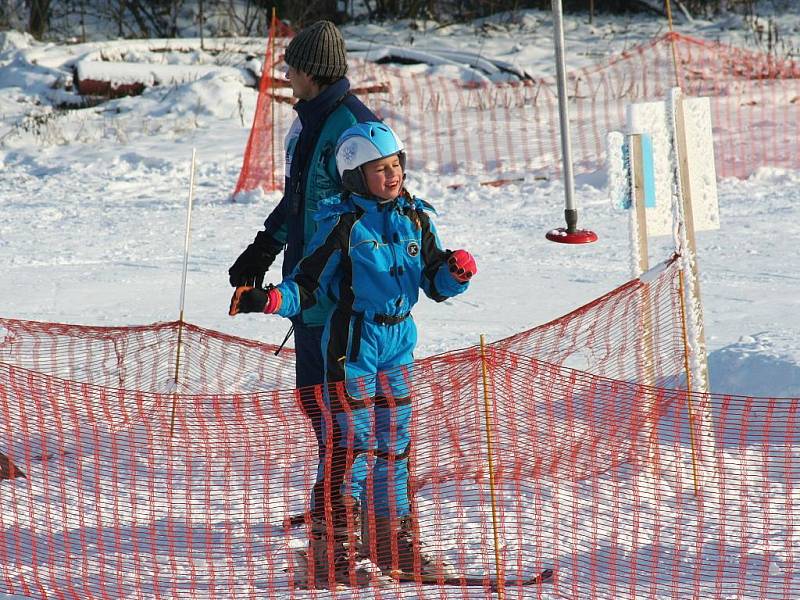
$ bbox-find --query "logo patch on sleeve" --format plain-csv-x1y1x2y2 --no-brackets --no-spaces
406,242,419,257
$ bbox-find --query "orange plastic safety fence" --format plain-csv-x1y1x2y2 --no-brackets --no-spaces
1,258,799,598
233,14,288,197
235,32,800,195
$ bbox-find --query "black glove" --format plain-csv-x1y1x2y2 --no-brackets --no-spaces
228,231,283,288
229,286,267,314
229,285,282,316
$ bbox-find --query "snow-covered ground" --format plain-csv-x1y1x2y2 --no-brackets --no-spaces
2,8,799,395
1,6,800,599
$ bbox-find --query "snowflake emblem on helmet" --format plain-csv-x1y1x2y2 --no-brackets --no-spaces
343,142,358,165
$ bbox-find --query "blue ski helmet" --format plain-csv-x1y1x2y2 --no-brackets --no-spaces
335,121,406,196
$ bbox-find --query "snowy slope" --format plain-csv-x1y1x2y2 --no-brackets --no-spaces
1,10,799,390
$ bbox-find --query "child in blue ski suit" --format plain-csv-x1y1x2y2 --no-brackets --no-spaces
230,121,476,587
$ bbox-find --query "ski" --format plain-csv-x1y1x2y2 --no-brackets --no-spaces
390,568,554,589
287,549,396,590
288,549,553,590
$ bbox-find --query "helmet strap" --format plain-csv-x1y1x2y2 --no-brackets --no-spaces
342,167,369,196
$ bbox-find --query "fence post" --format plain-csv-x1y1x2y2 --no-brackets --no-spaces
270,8,276,192
479,335,505,599
677,269,702,495
669,88,717,494
169,147,197,438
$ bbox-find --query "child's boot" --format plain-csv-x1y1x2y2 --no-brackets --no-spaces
363,514,455,578
306,517,394,589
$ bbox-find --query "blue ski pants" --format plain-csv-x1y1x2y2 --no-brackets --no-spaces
311,308,416,523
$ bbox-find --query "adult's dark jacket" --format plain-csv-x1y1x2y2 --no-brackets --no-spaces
262,77,376,327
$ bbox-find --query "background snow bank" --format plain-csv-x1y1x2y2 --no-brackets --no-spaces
710,332,800,397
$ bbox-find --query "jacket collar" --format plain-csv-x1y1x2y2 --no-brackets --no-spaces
294,78,351,127
350,192,403,213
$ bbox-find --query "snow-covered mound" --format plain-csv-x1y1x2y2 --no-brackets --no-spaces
709,332,800,397
0,31,34,53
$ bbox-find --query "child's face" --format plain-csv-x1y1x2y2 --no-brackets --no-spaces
363,154,403,201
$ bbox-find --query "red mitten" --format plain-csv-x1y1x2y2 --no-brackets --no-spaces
447,249,477,282
263,286,282,314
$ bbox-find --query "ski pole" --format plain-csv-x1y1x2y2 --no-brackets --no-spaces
274,324,294,356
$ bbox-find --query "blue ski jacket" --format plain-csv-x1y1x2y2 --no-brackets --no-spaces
261,78,377,327
274,191,469,321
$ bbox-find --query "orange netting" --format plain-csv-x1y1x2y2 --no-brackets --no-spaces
233,14,288,196
235,31,800,195
2,257,798,598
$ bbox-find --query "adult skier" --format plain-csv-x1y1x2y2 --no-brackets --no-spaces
228,20,378,459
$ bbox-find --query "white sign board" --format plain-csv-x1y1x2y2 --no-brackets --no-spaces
626,97,719,237
679,97,721,233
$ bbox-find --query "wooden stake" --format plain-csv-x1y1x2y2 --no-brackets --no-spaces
672,93,710,394
678,269,701,497
629,134,661,476
169,148,197,437
479,335,505,599
629,134,650,277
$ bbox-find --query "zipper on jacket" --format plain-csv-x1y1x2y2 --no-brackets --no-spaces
385,208,404,310
319,142,333,167
291,178,302,215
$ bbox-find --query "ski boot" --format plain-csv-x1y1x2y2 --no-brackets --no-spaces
295,516,395,589
363,514,455,578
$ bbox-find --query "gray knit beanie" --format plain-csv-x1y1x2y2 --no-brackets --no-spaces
285,20,348,79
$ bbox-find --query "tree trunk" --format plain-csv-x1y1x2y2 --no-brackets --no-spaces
117,0,126,37
318,0,339,21
198,0,204,47
28,0,51,40
80,0,86,42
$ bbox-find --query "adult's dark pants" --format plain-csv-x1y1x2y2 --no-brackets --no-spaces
293,322,326,453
